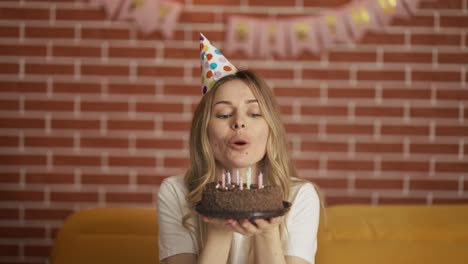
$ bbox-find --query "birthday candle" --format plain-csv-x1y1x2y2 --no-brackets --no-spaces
226,171,231,185
236,170,240,185
221,171,225,188
258,171,263,188
239,173,243,190
246,167,251,190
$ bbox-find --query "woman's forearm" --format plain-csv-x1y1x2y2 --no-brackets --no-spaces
198,225,232,264
254,226,286,264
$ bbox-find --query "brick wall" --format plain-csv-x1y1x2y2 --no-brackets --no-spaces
0,0,467,263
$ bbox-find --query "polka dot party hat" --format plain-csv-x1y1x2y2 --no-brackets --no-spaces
200,33,238,95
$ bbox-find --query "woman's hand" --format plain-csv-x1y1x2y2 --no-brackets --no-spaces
202,216,283,237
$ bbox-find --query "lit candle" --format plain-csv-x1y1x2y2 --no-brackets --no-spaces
258,171,263,188
239,173,243,190
226,171,231,185
246,167,251,190
236,170,240,186
221,171,225,188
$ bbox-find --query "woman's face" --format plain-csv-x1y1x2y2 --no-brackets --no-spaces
207,80,269,171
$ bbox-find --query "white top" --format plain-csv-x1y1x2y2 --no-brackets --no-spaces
158,175,320,264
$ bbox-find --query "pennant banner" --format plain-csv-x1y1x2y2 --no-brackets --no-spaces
225,0,434,58
90,0,182,39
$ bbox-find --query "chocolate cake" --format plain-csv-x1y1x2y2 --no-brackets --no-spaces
196,182,288,219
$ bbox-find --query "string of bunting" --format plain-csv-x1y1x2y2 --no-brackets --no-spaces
225,0,436,58
90,0,182,38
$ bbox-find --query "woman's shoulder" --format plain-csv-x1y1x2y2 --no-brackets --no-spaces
159,174,188,197
289,177,320,202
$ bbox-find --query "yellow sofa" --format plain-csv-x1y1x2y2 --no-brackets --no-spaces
50,205,468,264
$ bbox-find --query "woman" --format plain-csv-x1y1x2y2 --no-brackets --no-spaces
158,35,320,264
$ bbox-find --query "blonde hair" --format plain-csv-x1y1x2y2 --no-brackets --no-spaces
183,70,302,262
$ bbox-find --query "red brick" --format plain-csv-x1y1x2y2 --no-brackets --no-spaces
53,81,100,94
355,178,403,190
0,44,46,56
301,105,347,116
136,138,184,149
50,191,99,202
108,83,155,95
307,177,347,188
357,70,405,81
379,197,426,205
162,120,191,132
179,10,217,24
301,140,347,152
81,173,129,185
26,26,74,39
0,208,19,220
410,179,458,191
303,0,350,7
411,33,461,46
328,159,374,171
165,47,198,59
109,46,156,58
81,27,131,40
106,192,153,203
137,29,185,41
0,7,49,20
26,172,74,184
109,156,156,167
0,244,19,256
81,64,129,76
53,45,101,57
412,70,461,82
361,32,404,45
303,69,349,80
382,88,431,100
438,52,468,64
274,86,320,98
0,172,20,184
81,101,128,112
440,15,468,28
192,0,240,6
355,106,404,117
25,99,74,112
53,155,101,166
0,154,46,166
0,117,45,129
255,68,295,79
419,0,463,9
0,62,19,74
410,106,459,119
0,190,44,202
391,15,435,27
25,62,74,75
108,120,154,131
138,65,184,78
0,80,47,93
293,159,320,169
0,226,45,239
433,198,468,204
328,87,375,99
51,118,100,130
24,244,51,257
383,51,432,63
381,161,429,172
381,124,429,136
0,135,19,147
136,102,184,113
0,99,19,111
25,135,73,147
137,175,167,186
248,0,295,6
25,208,74,221
0,26,19,37
163,84,200,96
327,124,373,135
355,142,403,153
325,195,372,206
436,125,468,137
81,136,128,148
164,157,189,168
284,123,319,134
435,161,468,173
410,143,458,154
329,51,377,62
56,8,104,21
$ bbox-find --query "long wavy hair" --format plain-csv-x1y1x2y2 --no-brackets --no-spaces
183,69,301,262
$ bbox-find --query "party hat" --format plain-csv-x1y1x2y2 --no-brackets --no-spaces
200,33,237,95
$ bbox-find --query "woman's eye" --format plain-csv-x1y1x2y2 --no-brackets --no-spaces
250,113,262,118
216,114,231,119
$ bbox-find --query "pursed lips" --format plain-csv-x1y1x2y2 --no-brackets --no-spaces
228,136,250,150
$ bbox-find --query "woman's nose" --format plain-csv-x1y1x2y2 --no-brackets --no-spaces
232,121,245,130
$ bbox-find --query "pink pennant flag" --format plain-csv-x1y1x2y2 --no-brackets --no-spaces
225,16,258,57
258,19,287,58
116,0,134,20
288,17,321,57
159,1,182,39
132,0,160,34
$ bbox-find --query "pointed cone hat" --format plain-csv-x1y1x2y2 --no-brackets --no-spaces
200,33,238,95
